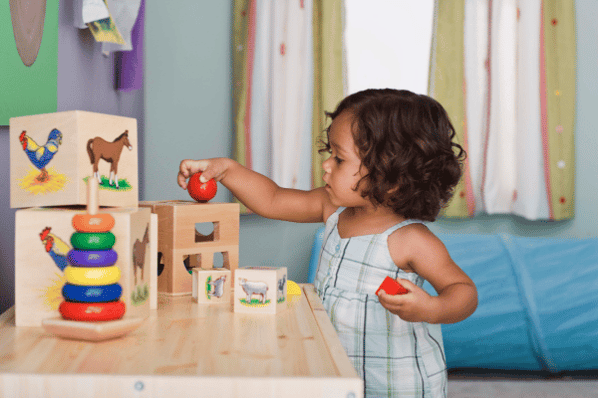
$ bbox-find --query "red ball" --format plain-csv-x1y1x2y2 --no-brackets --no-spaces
187,172,217,202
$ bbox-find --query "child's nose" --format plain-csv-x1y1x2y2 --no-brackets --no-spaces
322,157,332,173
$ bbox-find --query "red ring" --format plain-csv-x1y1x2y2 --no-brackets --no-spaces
59,301,125,321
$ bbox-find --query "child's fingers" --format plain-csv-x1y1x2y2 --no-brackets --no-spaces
198,160,226,183
177,171,189,189
396,278,417,292
178,159,210,188
377,289,408,307
193,160,211,182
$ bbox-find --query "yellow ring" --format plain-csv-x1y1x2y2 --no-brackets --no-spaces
64,265,121,286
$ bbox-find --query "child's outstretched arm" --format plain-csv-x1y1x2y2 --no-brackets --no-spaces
178,158,331,223
377,225,478,324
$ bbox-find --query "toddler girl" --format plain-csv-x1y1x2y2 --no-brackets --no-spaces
177,88,478,397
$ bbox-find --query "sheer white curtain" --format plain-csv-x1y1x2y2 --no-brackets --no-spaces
464,0,549,219
246,0,313,191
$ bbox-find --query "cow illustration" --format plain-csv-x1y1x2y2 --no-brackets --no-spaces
277,275,286,301
208,275,227,299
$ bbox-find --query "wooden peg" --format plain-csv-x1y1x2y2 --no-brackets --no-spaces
87,177,98,215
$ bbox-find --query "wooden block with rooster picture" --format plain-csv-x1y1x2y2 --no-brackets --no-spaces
9,110,138,208
14,206,154,327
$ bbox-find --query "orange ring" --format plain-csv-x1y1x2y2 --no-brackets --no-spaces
72,214,115,233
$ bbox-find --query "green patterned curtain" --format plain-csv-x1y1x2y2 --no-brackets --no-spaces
429,0,575,220
311,0,345,188
428,0,471,218
232,0,345,208
541,0,576,220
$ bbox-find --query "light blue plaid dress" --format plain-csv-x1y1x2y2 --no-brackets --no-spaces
314,208,447,398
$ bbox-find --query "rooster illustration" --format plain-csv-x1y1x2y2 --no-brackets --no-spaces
19,129,63,182
39,227,69,272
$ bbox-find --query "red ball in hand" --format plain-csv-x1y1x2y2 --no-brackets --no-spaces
187,172,217,202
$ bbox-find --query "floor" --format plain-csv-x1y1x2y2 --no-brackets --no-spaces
448,370,598,398
449,380,598,397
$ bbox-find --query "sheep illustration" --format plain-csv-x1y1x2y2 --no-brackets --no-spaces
239,278,269,304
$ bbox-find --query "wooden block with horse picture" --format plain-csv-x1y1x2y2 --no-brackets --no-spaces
9,110,138,208
14,205,153,327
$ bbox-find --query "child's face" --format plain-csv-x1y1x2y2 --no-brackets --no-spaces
322,111,370,208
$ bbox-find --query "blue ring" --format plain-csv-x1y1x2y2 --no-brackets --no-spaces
62,283,123,303
67,249,118,267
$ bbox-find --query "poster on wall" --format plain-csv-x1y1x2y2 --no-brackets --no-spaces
0,0,59,126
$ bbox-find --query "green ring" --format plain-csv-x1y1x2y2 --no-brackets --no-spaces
70,232,115,250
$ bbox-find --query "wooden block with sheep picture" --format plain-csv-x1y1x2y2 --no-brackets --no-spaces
234,267,287,315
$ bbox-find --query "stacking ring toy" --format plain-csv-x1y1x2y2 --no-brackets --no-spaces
67,249,118,267
70,232,115,250
59,301,126,322
65,265,121,286
62,283,122,303
72,213,115,233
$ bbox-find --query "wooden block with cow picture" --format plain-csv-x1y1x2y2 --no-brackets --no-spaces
192,268,231,304
10,110,138,208
14,206,153,326
140,200,240,296
234,267,287,315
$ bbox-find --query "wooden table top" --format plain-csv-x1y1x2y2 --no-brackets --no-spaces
0,284,362,398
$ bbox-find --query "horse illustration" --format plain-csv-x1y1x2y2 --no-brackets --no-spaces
87,130,132,189
132,224,149,286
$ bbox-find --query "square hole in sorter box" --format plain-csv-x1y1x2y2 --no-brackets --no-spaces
184,254,201,273
195,222,219,242
213,252,224,268
184,253,221,270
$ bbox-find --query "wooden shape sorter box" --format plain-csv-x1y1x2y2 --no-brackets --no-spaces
15,206,155,327
234,267,287,315
192,268,231,304
140,200,240,296
10,110,138,209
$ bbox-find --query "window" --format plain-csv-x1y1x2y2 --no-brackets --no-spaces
345,0,435,95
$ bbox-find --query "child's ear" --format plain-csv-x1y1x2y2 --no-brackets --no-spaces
383,185,400,205
387,185,400,195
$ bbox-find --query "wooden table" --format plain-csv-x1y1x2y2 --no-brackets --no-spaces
0,284,362,398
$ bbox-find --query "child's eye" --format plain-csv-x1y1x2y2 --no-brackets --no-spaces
334,156,344,164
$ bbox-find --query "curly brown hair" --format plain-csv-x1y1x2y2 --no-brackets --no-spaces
320,89,465,221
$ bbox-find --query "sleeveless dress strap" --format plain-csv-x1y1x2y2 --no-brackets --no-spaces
381,219,425,238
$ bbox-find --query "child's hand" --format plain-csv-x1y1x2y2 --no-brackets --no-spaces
377,278,438,323
177,158,231,190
